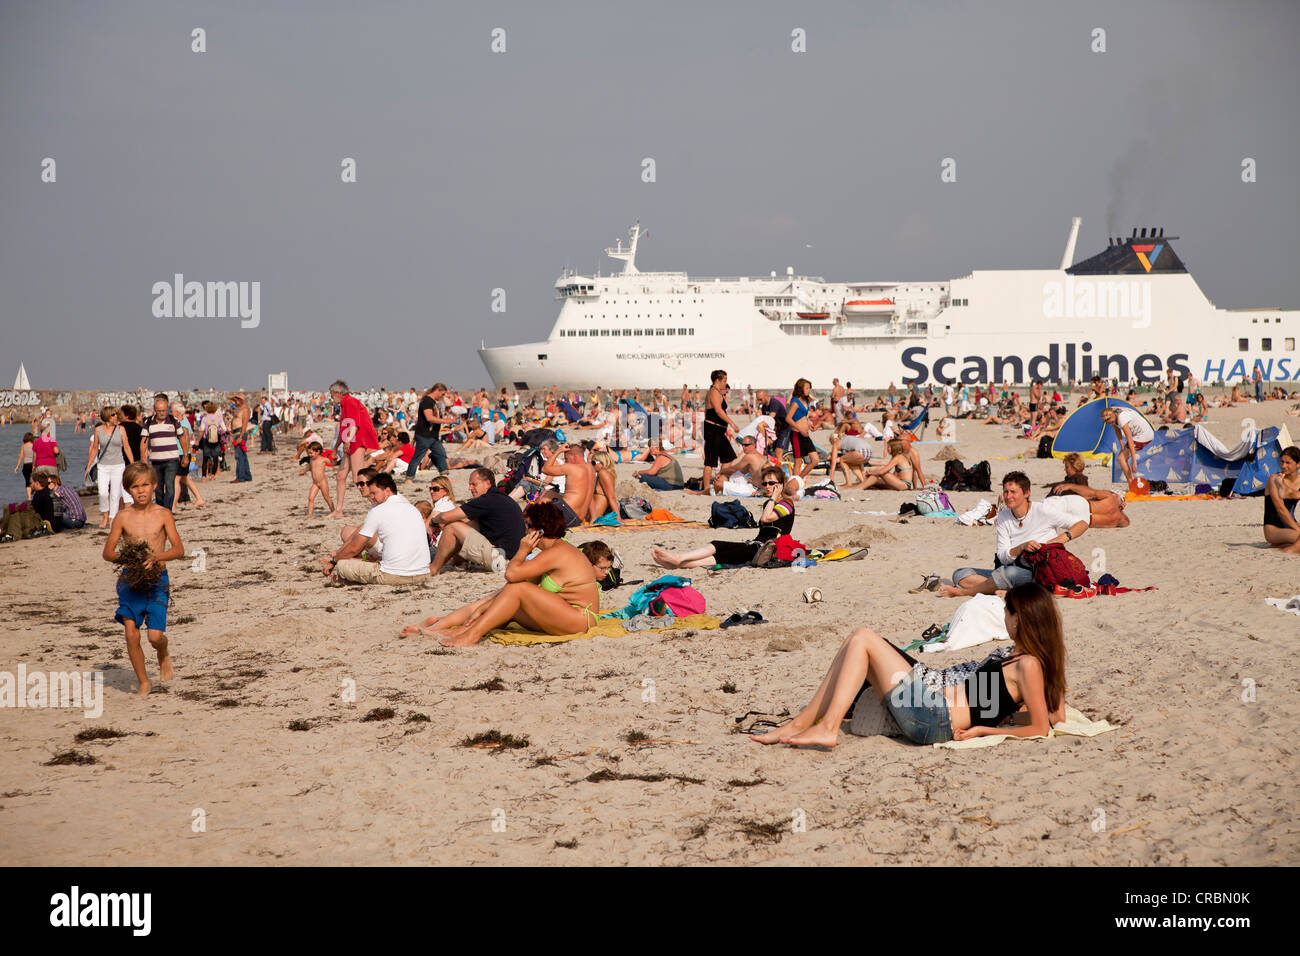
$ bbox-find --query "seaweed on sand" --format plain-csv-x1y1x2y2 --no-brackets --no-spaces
459,730,529,750
45,750,97,766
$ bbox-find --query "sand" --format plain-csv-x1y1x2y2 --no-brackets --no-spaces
1,403,1297,865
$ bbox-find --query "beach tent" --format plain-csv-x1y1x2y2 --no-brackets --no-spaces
556,399,582,423
620,397,651,419
13,363,30,390
1116,422,1293,492
1051,398,1150,460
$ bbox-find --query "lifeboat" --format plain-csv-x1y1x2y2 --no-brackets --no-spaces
796,311,830,319
844,298,894,315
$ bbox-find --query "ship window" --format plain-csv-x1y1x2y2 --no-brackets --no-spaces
1239,339,1249,352
600,329,610,336
1252,318,1258,323
537,354,547,361
1262,339,1272,351
1285,338,1295,351
655,328,665,335
678,328,686,335
578,330,587,337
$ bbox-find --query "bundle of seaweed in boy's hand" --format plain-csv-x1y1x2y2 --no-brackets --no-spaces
117,537,163,591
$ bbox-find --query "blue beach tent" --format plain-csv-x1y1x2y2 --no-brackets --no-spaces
1115,423,1292,492
1051,398,1150,461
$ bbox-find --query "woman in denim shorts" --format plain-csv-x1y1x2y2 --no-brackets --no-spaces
751,583,1067,748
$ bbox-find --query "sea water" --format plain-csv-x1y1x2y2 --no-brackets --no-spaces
0,424,92,504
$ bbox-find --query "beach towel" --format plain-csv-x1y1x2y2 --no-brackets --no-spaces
486,613,721,646
590,511,621,527
1265,595,1300,616
932,706,1119,749
602,574,692,620
590,518,708,532
645,508,683,522
1123,493,1215,502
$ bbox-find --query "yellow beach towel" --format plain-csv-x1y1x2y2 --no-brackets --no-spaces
933,706,1119,749
486,613,721,646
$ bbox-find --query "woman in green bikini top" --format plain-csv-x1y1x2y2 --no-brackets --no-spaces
401,501,614,646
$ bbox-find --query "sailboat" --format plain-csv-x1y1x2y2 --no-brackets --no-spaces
13,363,31,390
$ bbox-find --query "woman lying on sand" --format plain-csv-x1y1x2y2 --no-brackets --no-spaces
398,502,612,645
752,583,1066,747
1262,445,1300,554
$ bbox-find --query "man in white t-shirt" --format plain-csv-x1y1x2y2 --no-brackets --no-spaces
323,472,430,585
941,471,1090,597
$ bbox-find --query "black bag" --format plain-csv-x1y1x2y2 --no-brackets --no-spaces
498,445,544,494
1036,434,1055,459
708,499,758,529
940,460,969,491
940,459,992,493
965,460,992,492
519,428,556,448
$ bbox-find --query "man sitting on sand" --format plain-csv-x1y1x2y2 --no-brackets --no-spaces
539,439,594,527
711,435,768,495
322,472,430,586
429,468,526,575
940,471,1089,597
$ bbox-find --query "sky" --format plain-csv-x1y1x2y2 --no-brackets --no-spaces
1,0,1297,391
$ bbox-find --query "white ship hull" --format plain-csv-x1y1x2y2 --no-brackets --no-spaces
479,223,1296,391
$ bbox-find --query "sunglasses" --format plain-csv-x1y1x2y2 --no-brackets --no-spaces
356,480,371,487
761,480,781,487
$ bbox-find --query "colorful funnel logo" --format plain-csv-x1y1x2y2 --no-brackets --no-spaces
1132,243,1163,272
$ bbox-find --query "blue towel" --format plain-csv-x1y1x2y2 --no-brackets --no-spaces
602,574,692,620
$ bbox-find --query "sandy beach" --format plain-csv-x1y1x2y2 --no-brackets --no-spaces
1,402,1297,866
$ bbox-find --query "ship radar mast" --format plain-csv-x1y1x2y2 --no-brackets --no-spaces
605,222,642,275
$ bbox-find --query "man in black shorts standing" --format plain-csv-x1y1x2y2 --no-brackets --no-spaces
692,369,740,495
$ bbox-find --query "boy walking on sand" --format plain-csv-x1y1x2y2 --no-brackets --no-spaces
301,442,335,516
102,462,185,698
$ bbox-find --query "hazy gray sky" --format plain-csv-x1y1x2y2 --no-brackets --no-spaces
2,0,1296,391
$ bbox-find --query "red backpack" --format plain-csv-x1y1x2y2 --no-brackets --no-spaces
1018,543,1090,590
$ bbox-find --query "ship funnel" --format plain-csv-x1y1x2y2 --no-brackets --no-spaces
1059,217,1082,269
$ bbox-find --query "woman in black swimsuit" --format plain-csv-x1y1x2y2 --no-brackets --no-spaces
1262,445,1300,554
695,369,738,494
752,583,1067,748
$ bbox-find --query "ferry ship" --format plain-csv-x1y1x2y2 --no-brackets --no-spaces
478,221,1296,390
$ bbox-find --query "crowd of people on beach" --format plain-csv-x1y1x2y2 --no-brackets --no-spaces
8,370,1298,743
